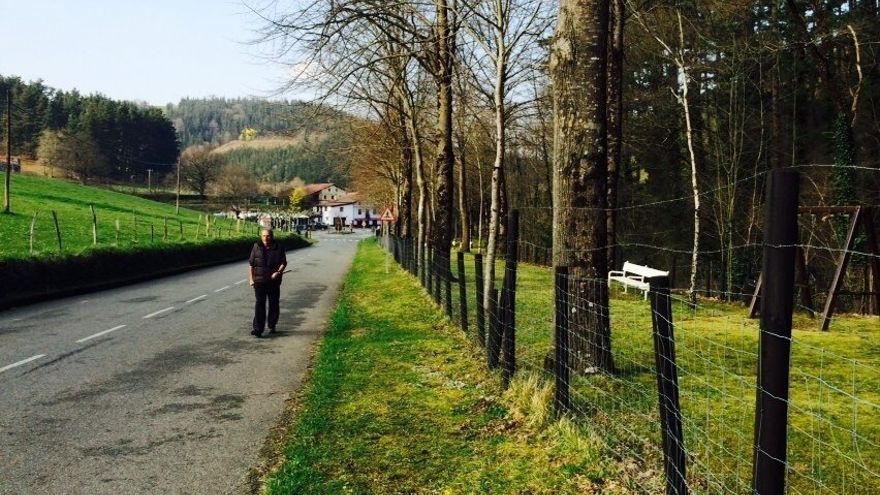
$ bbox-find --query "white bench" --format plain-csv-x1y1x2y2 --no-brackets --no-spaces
608,261,669,300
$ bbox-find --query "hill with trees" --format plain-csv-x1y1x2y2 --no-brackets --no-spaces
0,75,179,182
164,97,353,187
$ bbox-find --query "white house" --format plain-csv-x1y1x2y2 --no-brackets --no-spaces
309,185,381,228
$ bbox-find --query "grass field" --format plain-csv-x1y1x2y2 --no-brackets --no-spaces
449,249,880,494
0,174,263,261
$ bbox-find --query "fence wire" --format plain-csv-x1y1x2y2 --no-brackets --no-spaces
380,164,879,494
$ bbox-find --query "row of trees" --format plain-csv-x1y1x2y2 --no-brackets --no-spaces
1,76,179,183
255,0,880,374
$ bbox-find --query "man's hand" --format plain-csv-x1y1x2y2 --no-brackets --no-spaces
249,280,255,287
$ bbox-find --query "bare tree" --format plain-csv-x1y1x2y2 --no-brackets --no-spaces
179,145,222,198
632,7,702,304
459,0,553,318
252,0,459,279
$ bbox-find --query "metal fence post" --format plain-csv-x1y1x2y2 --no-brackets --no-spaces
752,169,799,495
554,266,570,415
649,275,688,495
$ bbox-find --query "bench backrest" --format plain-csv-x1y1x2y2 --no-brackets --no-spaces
621,261,669,279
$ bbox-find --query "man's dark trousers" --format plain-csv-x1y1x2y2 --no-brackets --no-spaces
253,282,281,334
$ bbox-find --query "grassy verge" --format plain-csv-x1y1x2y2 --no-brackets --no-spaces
263,240,644,494
0,174,262,260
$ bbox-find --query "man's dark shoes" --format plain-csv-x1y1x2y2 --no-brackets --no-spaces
251,330,263,338
268,326,276,334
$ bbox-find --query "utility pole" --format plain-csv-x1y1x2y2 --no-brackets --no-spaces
4,87,11,214
146,168,153,193
175,158,181,214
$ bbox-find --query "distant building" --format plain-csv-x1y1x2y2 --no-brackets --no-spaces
307,183,380,228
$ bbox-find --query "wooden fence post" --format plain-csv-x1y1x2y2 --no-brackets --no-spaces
649,275,688,495
502,210,519,386
133,215,138,244
457,251,469,334
163,217,168,241
752,169,799,495
444,250,452,317
487,288,501,369
90,204,98,245
554,266,570,415
51,210,62,251
475,253,485,347
115,219,120,246
29,212,37,255
428,244,433,294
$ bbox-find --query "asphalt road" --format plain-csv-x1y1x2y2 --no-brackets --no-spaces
0,230,372,494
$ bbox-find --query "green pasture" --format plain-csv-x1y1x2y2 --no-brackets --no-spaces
0,174,262,261
450,249,880,494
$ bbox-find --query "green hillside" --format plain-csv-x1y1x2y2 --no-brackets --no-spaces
0,175,259,261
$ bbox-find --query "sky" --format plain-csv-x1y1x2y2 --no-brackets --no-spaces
1,0,299,106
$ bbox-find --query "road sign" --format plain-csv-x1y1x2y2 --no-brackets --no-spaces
380,208,395,223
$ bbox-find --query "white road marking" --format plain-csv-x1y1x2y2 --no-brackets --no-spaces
0,354,46,373
143,306,175,319
76,325,127,343
214,286,230,293
234,279,247,285
185,295,207,304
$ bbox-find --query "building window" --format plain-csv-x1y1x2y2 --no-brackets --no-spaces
339,206,343,211
358,209,362,215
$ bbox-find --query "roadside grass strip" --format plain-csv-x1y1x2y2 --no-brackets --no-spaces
263,240,636,494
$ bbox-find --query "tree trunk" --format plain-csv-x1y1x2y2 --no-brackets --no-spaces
606,0,624,269
399,126,414,238
454,75,471,252
676,12,701,306
483,81,506,318
402,89,428,271
430,0,456,272
550,0,615,374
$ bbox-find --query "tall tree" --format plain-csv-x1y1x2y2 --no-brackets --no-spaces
606,0,625,268
460,0,552,317
550,0,615,373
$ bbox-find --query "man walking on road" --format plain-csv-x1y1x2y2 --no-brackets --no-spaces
249,227,287,337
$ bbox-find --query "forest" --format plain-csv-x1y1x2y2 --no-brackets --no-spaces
0,76,179,182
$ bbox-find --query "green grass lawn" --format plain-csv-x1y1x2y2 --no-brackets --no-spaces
0,174,262,260
449,251,879,494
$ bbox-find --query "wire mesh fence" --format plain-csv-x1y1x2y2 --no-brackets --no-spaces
380,164,880,494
